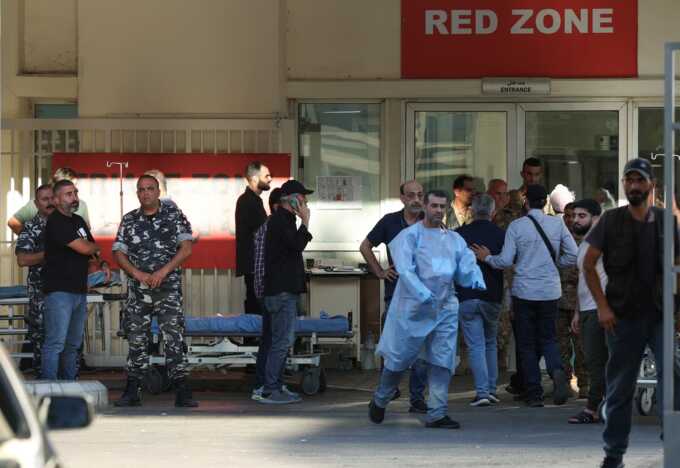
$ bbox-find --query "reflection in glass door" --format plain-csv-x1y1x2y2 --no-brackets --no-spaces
519,103,627,208
407,104,515,196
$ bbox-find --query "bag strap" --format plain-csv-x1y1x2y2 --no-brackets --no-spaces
526,214,557,266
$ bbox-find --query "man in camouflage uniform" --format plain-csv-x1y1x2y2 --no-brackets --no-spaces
113,174,197,408
14,184,55,375
557,203,589,397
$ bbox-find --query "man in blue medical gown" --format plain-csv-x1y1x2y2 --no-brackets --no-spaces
368,189,486,429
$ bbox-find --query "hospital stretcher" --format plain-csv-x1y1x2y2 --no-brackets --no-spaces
0,285,125,360
144,314,354,396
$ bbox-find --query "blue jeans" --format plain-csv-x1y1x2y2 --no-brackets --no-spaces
373,364,452,423
603,317,680,459
262,292,298,393
384,299,428,405
254,300,273,389
41,292,87,380
459,299,502,398
512,297,563,400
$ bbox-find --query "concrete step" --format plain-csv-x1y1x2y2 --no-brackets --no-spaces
24,380,108,411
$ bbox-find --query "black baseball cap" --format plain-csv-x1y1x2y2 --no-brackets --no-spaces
525,184,548,202
623,158,653,182
572,198,602,217
281,179,314,195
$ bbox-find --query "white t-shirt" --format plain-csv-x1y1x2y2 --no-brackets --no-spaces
577,239,608,312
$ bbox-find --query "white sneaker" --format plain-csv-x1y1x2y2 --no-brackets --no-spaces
251,386,264,401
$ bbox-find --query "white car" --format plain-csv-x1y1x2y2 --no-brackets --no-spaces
0,342,94,467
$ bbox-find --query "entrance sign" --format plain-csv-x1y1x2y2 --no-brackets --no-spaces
482,78,551,95
402,0,638,78
52,153,291,269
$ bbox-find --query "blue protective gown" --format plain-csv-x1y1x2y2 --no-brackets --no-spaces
376,222,486,372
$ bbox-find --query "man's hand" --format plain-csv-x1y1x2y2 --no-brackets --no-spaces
133,270,152,286
571,310,580,335
471,244,491,262
148,268,169,288
297,201,311,226
379,265,398,282
597,304,617,334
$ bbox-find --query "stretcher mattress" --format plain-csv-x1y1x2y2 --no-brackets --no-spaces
0,286,28,299
152,314,350,336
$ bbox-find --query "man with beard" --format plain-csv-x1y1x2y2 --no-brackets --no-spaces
41,179,101,380
15,184,55,375
567,199,608,424
360,179,429,413
368,190,485,429
446,175,475,229
235,161,272,314
583,159,680,468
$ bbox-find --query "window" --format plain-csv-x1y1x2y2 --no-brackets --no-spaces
637,108,680,204
298,103,380,245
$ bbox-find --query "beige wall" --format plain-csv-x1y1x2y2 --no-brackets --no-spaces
23,0,77,73
77,0,285,117
286,0,400,80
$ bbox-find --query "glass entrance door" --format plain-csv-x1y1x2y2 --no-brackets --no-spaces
518,102,628,207
405,103,516,195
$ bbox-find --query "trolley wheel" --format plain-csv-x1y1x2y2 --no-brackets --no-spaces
300,367,321,396
635,387,655,416
144,365,171,395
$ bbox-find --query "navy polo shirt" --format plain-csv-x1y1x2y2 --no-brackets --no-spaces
366,210,412,301
456,220,505,303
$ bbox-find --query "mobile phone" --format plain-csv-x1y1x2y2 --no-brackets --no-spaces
289,197,300,211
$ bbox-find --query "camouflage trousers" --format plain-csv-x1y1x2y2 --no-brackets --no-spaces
557,308,588,389
124,286,188,381
27,284,45,374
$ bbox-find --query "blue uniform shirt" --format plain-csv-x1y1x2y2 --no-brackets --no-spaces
366,210,412,301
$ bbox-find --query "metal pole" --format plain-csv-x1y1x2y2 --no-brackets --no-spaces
663,42,680,468
106,161,128,221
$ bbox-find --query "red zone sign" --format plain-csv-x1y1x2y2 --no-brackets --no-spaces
52,153,291,270
401,0,638,78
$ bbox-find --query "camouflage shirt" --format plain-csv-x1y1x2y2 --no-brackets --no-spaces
558,237,581,310
14,214,47,289
112,201,193,287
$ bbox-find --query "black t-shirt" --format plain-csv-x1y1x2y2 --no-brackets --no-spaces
43,210,94,294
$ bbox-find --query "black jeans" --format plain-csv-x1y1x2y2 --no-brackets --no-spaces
603,317,680,460
243,274,262,315
512,297,563,400
579,310,608,412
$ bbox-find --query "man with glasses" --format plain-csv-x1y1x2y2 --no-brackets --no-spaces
360,179,429,413
446,175,475,230
582,158,680,468
113,174,197,408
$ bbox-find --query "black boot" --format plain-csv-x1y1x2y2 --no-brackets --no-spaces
114,377,142,407
174,379,199,408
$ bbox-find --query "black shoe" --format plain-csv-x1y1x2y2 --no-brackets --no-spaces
174,379,199,408
114,377,142,407
513,392,529,402
425,416,461,429
391,388,401,401
368,400,385,424
552,369,569,406
526,398,544,408
409,400,428,413
600,456,624,468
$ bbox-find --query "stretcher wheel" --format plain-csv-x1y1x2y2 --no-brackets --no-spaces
145,365,171,395
635,387,655,416
300,367,321,396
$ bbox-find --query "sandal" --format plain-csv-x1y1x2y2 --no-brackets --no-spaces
568,409,599,424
